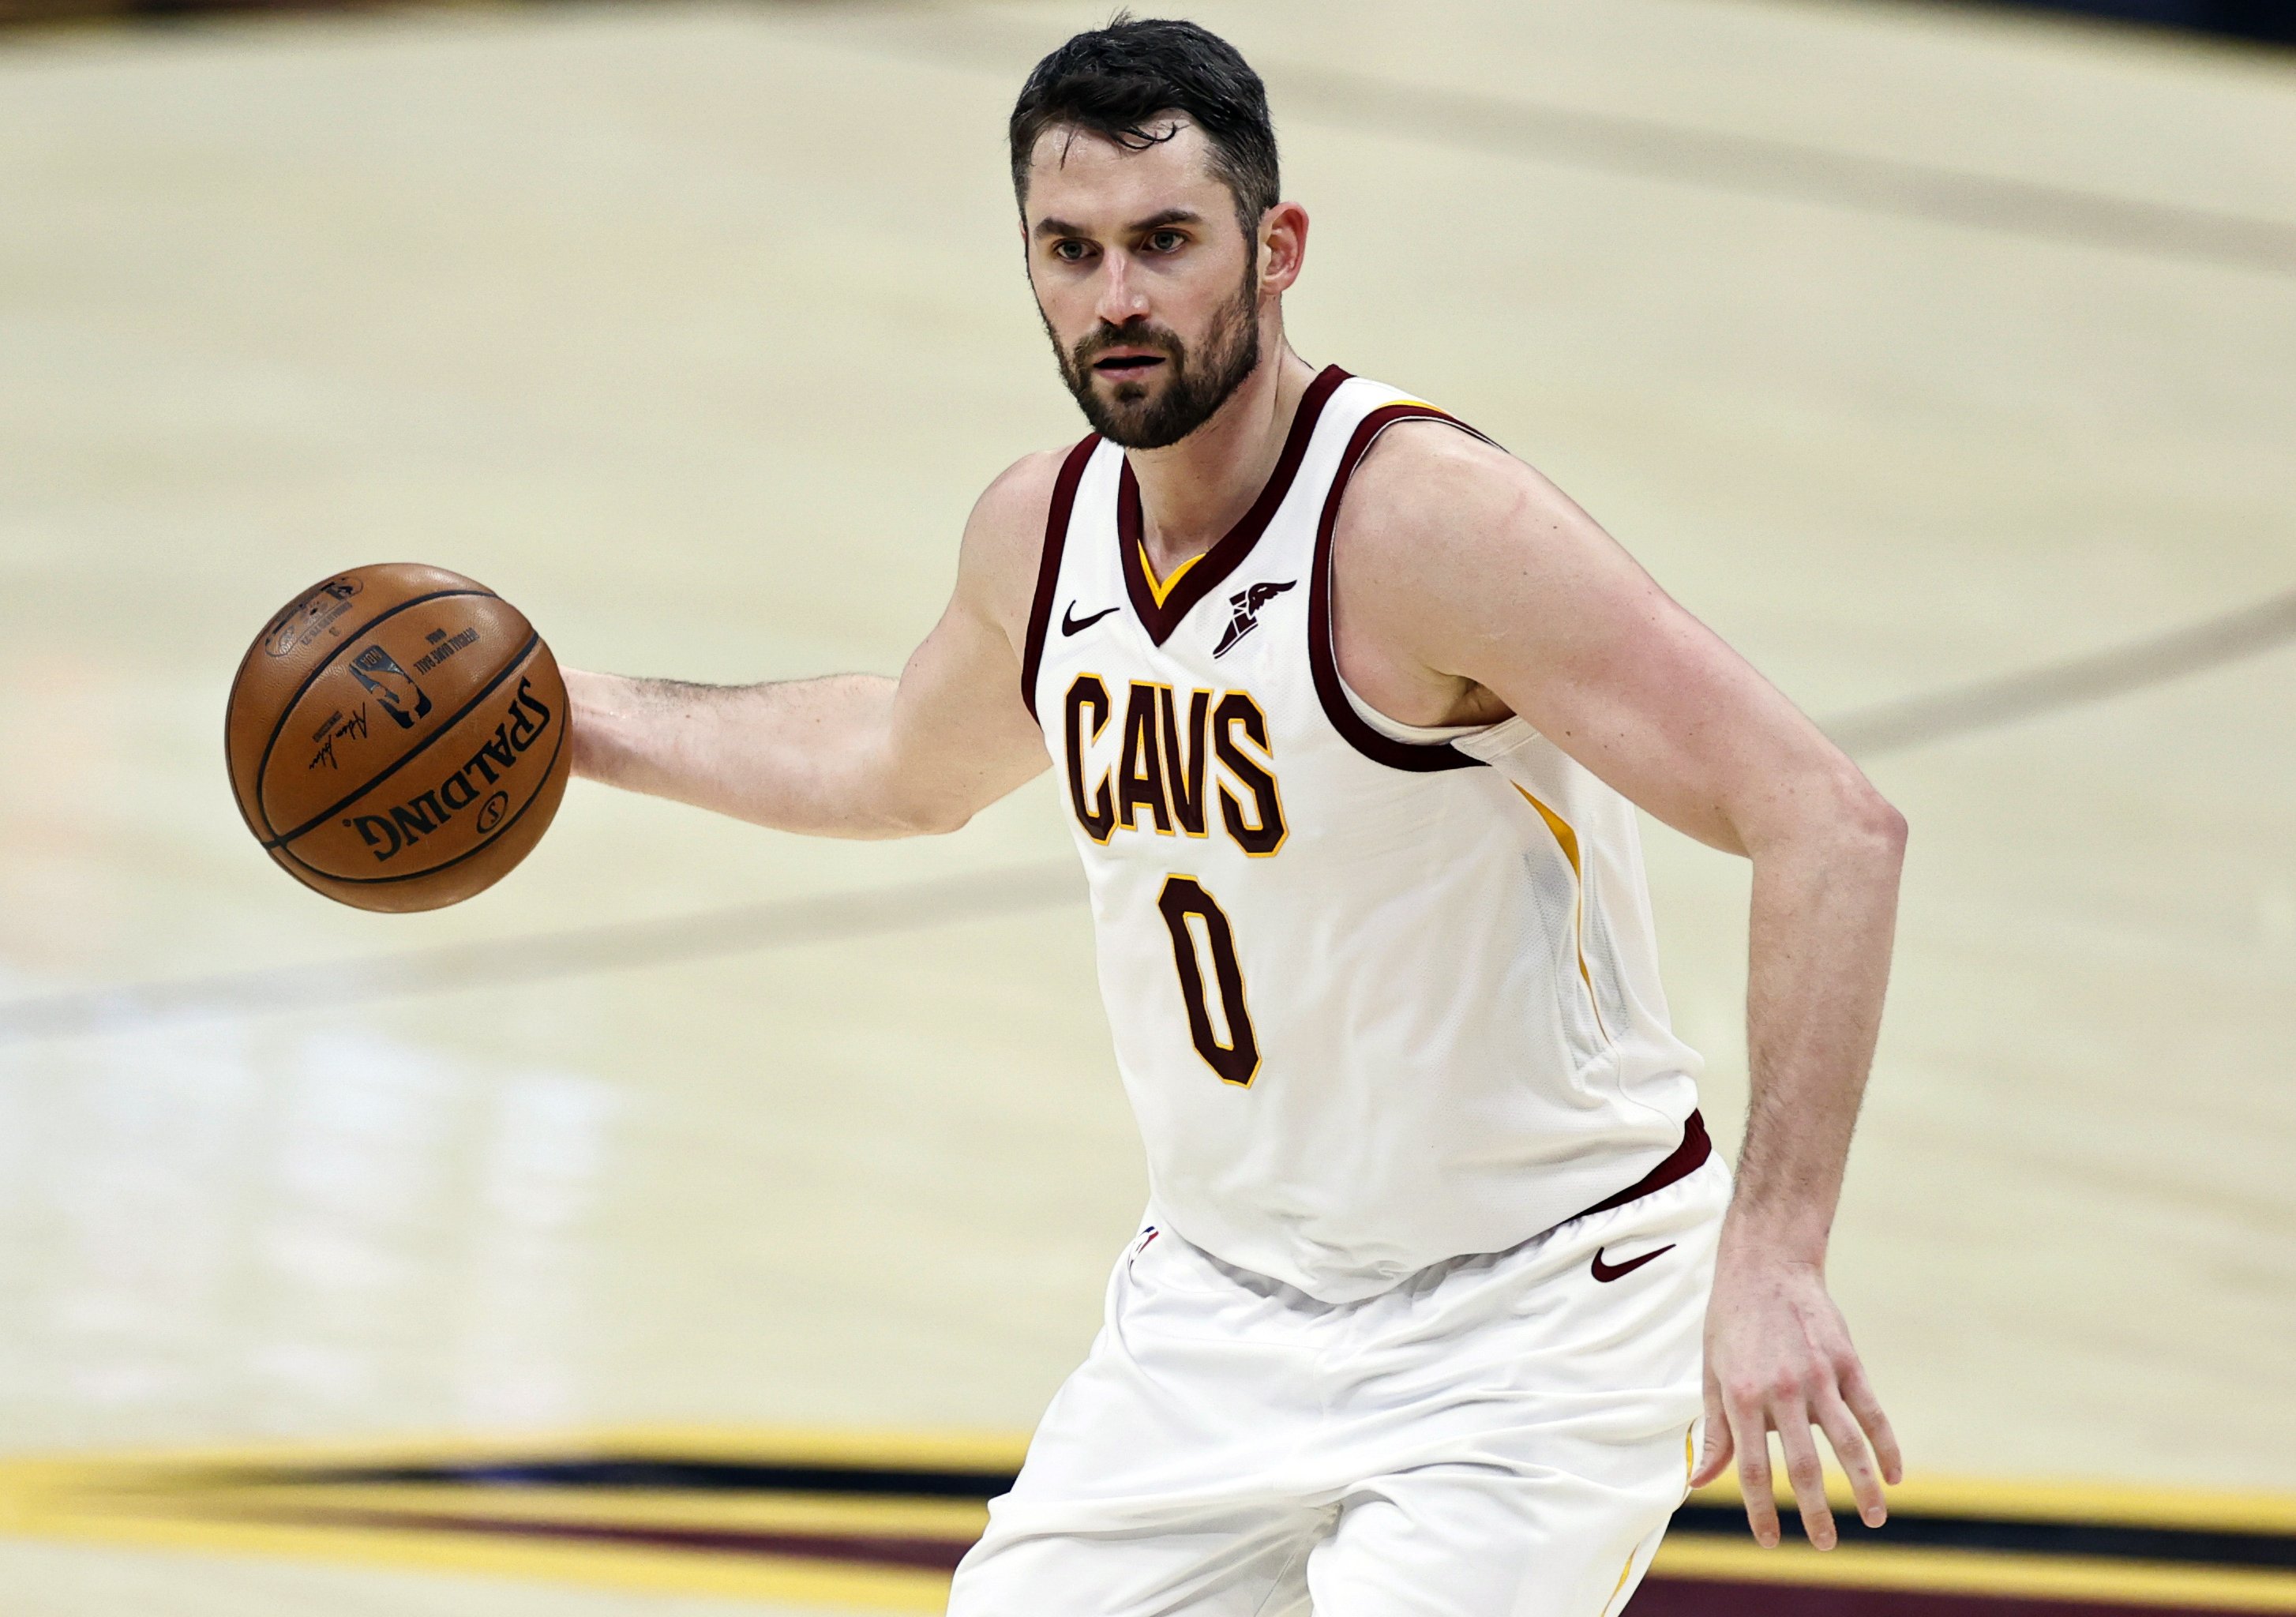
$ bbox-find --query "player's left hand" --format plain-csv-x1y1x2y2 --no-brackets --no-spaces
1690,1250,1902,1549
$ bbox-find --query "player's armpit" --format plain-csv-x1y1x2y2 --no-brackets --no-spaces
863,448,1069,832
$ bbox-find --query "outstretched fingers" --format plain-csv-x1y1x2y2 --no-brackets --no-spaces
1721,1368,1899,1548
1774,1402,1837,1550
1754,1360,1903,1548
1698,1266,1903,1548
1843,1360,1905,1487
1722,1386,1781,1548
1815,1382,1888,1529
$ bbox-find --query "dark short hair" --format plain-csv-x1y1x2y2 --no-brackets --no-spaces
1009,16,1280,234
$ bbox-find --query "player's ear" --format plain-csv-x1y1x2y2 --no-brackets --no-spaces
1260,201,1309,295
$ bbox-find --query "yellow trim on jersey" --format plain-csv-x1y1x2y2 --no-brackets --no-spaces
1600,1550,1638,1615
1514,784,1611,1042
1139,543,1204,606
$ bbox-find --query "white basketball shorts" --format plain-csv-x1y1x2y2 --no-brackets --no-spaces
948,1150,1729,1617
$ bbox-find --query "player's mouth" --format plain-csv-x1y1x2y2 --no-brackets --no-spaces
1093,351,1168,381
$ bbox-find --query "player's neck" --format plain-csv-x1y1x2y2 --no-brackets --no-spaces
1127,343,1318,574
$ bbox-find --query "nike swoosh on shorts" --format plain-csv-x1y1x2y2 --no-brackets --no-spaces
1590,1243,1675,1283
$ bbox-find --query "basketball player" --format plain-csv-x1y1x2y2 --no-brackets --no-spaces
567,19,1907,1614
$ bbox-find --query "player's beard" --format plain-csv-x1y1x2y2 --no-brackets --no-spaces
1049,264,1262,450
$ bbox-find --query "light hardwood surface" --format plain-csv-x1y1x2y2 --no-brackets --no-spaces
1,0,2291,1608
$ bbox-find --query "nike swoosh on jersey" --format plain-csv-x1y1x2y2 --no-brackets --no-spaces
1590,1243,1675,1283
1062,603,1120,636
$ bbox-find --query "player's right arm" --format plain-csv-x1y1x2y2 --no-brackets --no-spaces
563,452,1062,839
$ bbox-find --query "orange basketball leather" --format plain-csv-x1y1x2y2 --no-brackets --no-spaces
226,563,571,912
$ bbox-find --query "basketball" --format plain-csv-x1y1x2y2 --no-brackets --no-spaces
224,562,572,913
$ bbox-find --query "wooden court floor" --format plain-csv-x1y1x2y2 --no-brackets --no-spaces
1,0,2292,1611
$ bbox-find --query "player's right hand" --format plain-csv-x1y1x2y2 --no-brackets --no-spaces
1691,1248,1903,1549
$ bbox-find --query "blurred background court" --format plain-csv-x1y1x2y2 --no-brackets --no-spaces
2,0,2293,1611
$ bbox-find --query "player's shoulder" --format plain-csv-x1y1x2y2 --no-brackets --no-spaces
1340,411,1571,572
1350,413,1547,520
962,445,1074,563
954,443,1086,621
972,445,1077,535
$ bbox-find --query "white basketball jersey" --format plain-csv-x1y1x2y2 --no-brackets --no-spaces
1021,369,1704,1303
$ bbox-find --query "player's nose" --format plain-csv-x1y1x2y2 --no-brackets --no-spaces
1094,252,1151,327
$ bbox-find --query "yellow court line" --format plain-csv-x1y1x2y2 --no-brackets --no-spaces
7,1431,2293,1530
0,1508,955,1608
0,1423,1029,1480
1655,1537,2296,1613
79,1484,992,1538
1687,1474,2296,1537
12,1510,2296,1617
7,1429,2296,1614
7,1430,2293,1530
0,1432,981,1610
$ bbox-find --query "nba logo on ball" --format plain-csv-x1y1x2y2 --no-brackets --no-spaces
347,643,434,730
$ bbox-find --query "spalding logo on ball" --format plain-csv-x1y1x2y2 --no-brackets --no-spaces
226,563,571,912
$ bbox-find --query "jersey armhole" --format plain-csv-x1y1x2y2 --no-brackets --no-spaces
1306,406,1499,773
1019,434,1101,722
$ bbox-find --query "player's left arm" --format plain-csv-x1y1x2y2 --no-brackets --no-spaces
1337,423,1908,1551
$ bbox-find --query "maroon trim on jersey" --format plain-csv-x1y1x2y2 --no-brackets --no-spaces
1116,364,1351,646
1306,402,1495,773
1019,434,1101,721
1572,1109,1712,1222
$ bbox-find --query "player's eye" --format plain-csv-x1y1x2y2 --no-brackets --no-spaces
1146,229,1186,253
1052,239,1093,262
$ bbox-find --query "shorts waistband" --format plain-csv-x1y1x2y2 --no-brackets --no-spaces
1570,1109,1713,1223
